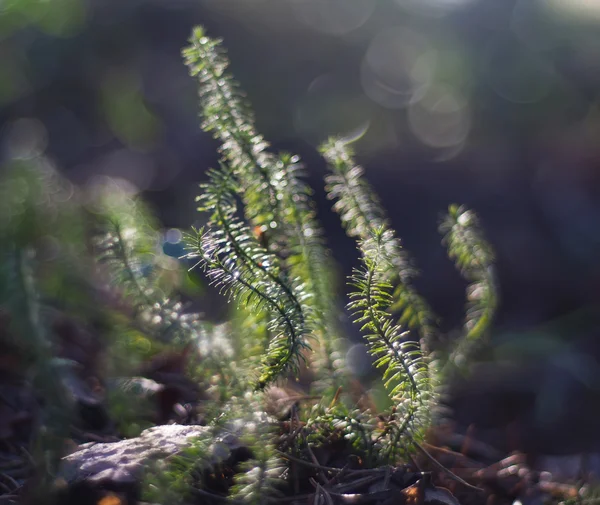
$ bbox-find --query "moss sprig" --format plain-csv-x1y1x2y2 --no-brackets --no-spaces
348,228,435,459
321,137,434,353
440,204,497,367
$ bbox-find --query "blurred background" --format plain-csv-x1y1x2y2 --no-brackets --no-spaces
2,0,600,454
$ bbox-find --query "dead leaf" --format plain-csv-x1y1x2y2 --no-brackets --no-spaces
97,493,123,505
401,481,461,505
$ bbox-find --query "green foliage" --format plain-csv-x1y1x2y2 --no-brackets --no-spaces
0,158,207,497
91,181,206,347
305,398,378,467
187,167,311,388
141,392,286,505
178,26,498,473
227,394,287,505
182,27,282,232
348,228,435,459
320,138,496,457
440,204,497,367
142,429,218,504
183,27,345,390
0,160,86,499
272,153,345,391
0,23,500,505
321,138,434,352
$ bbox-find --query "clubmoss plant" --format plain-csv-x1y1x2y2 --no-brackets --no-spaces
439,204,497,368
162,25,498,500
0,25,498,505
183,27,345,392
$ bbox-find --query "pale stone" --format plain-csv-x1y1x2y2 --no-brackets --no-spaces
60,424,210,484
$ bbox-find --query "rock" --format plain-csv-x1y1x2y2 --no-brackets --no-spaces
59,424,210,486
56,423,250,505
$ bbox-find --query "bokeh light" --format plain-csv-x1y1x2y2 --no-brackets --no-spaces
407,83,470,149
540,0,600,21
361,27,434,109
294,72,372,142
290,0,375,35
394,0,479,17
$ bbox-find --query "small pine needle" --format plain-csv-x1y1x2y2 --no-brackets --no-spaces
329,386,342,409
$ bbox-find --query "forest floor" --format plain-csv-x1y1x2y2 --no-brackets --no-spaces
0,314,594,505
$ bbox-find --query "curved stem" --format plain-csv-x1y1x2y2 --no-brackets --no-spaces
364,257,419,399
214,189,304,319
